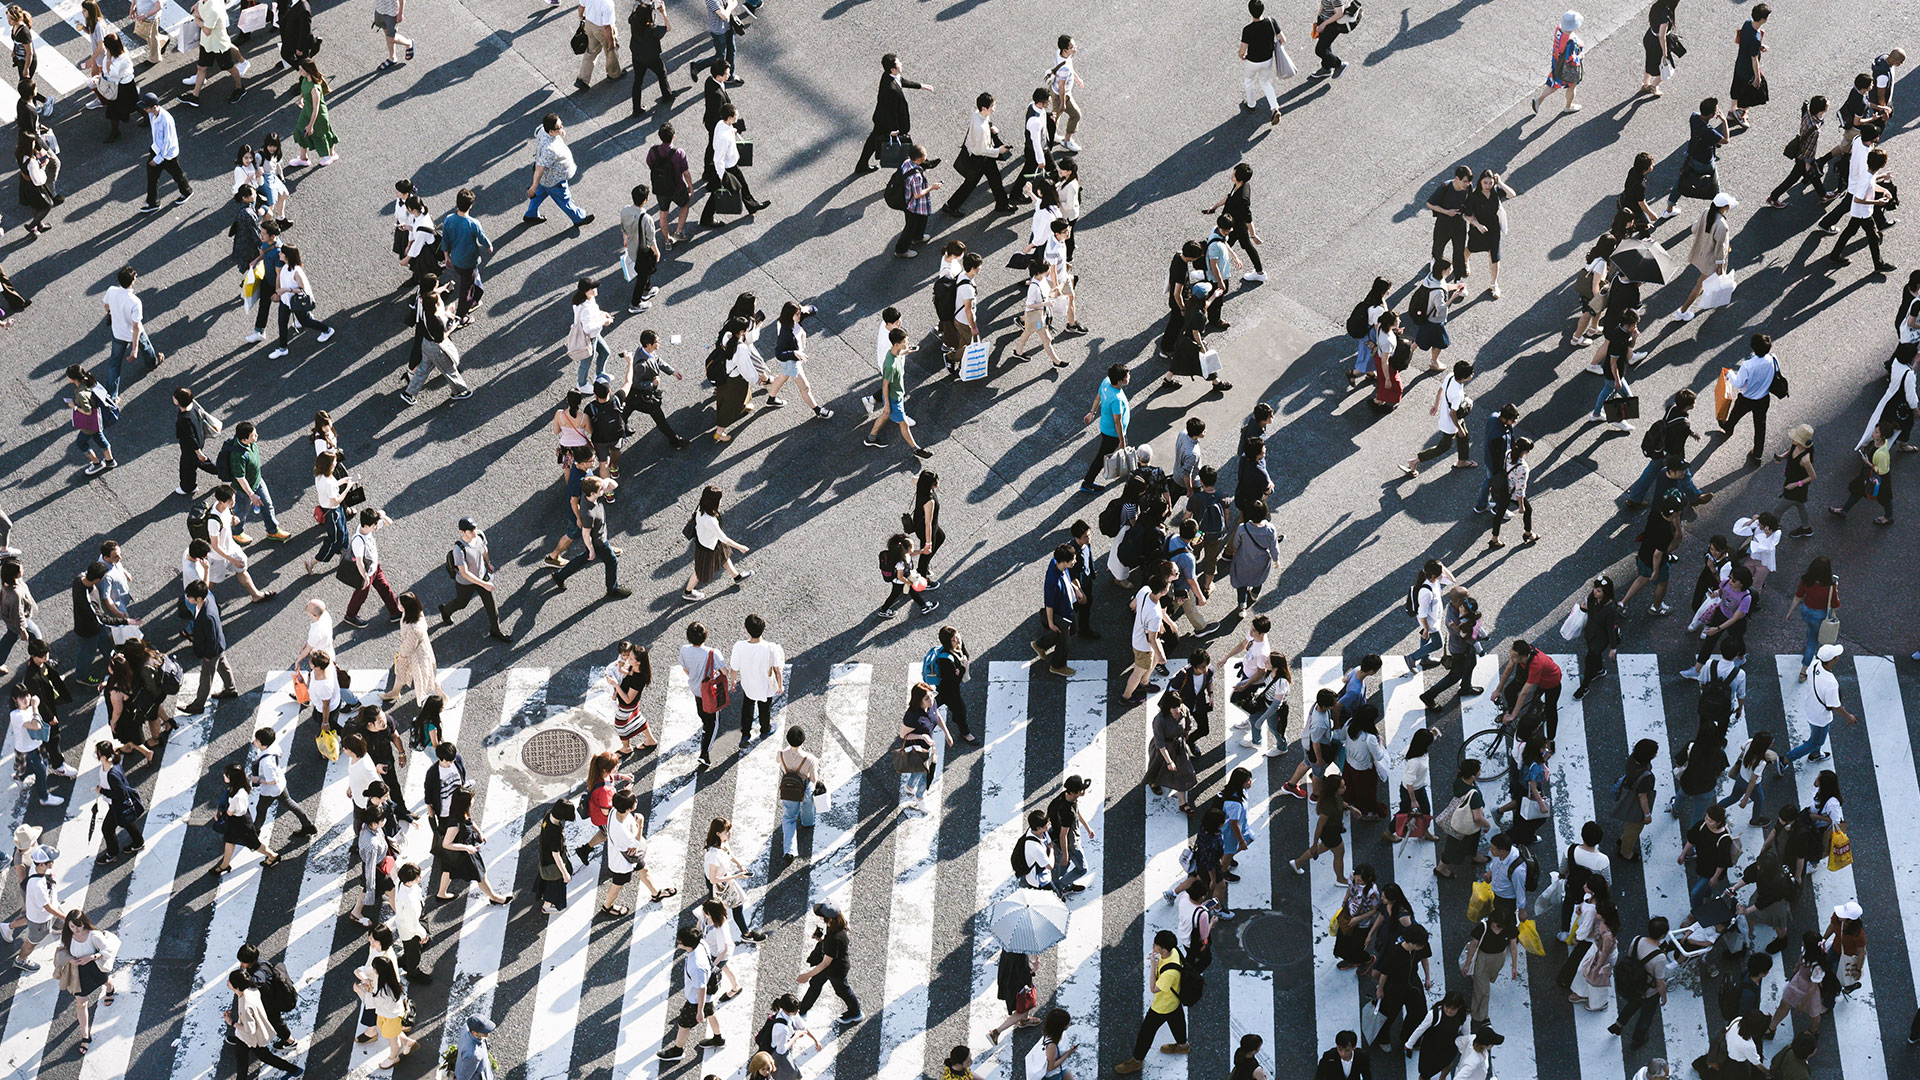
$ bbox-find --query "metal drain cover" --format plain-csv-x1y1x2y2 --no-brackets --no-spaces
521,727,591,778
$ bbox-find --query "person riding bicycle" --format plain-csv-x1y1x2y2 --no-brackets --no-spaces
1493,639,1563,743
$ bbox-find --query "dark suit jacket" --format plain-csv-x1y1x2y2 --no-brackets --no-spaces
102,763,142,817
702,79,732,137
188,597,226,659
871,73,923,132
1314,1048,1375,1080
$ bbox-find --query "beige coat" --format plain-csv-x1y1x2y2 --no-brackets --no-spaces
386,619,442,706
1687,206,1731,276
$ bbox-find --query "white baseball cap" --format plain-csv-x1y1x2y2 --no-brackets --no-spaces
1816,643,1844,663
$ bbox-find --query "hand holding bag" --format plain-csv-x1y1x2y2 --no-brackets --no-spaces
570,18,590,54
1827,825,1852,871
1817,578,1841,646
1698,270,1737,311
1558,604,1587,642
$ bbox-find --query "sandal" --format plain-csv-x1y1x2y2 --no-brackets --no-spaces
650,888,678,903
601,904,633,917
356,1033,379,1044
719,987,742,1002
78,1037,91,1054
489,894,512,905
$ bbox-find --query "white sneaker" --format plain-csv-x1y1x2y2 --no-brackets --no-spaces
244,330,264,344
1240,735,1259,748
1631,350,1649,361
38,795,64,807
52,765,78,779
84,98,104,110
1672,309,1695,322
1264,745,1284,757
317,327,336,342
1062,138,1082,152
268,347,289,359
1610,421,1634,432
1243,272,1267,283
180,74,197,86
1583,363,1605,375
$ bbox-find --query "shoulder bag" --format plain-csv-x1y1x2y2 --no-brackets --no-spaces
1817,577,1840,646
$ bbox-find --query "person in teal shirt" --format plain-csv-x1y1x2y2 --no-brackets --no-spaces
863,328,933,459
1079,364,1131,491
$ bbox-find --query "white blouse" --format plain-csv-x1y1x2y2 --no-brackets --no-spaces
314,473,343,508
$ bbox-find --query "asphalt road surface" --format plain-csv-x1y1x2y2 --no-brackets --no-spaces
2,0,1920,1079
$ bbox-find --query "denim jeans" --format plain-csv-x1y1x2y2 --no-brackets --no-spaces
0,618,42,667
706,29,735,75
1783,722,1830,763
1676,789,1715,833
780,792,816,855
15,745,46,791
527,179,590,224
74,630,108,682
1054,841,1087,893
1797,605,1828,667
104,331,160,396
1408,634,1441,665
1591,378,1629,419
240,478,283,535
577,336,610,388
1715,777,1764,816
316,506,349,562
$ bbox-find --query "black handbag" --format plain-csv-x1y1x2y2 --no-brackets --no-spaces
1604,394,1641,422
1665,33,1687,60
878,134,910,169
335,557,366,590
289,292,316,314
570,19,589,54
340,482,368,509
707,180,745,217
735,138,753,168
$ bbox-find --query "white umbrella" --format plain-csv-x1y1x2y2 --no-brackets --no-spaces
988,888,1071,954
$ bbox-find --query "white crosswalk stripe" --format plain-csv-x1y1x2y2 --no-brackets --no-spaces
12,654,1920,1080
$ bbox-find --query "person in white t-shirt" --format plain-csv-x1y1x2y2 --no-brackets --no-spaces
727,614,784,750
1121,577,1169,705
101,266,163,397
296,598,333,670
1783,643,1858,764
306,650,343,732
8,687,65,807
247,725,314,836
1403,360,1477,478
11,845,62,970
599,788,672,911
657,926,719,1060
679,621,727,766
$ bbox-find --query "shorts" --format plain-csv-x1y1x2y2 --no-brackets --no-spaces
657,188,691,210
591,440,620,461
73,430,109,456
1132,648,1155,672
888,398,907,423
779,357,804,379
22,919,51,944
1634,555,1670,586
376,1014,406,1039
198,46,235,70
608,867,633,885
209,551,246,583
372,12,398,33
676,1000,713,1028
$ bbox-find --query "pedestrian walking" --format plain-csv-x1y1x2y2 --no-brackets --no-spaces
0,560,38,675
179,580,240,714
1031,544,1078,677
340,507,402,628
404,274,472,404
1827,143,1897,273
944,93,1014,215
1076,364,1130,492
1608,919,1670,1047
1011,87,1054,203
572,0,620,92
8,684,67,807
1309,0,1353,80
1829,424,1894,523
551,477,629,599
1527,12,1583,117
1406,262,1466,370
858,52,935,173
702,102,766,227
618,185,659,312
891,146,941,258
683,485,751,601
215,763,280,872
287,60,338,166
565,277,615,389
1113,930,1187,1072
1639,0,1674,96
523,113,591,226
1238,1,1287,126
1660,99,1728,220
657,925,721,1061
1463,171,1517,298
93,740,144,859
1046,36,1084,151
181,0,248,107
1434,759,1489,879
440,188,492,323
1768,97,1830,207
625,0,671,113
224,967,304,1076
1727,5,1770,131
1289,768,1348,880
1402,361,1475,477
863,329,933,458
728,613,783,749
646,123,693,243
1404,993,1469,1080
1672,193,1736,322
1459,909,1517,1024
438,517,507,640
134,93,191,211
1485,436,1535,548
766,302,833,418
267,245,335,358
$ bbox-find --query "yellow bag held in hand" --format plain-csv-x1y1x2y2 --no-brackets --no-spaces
315,726,340,763
1827,825,1852,871
1517,918,1547,957
241,262,263,300
1467,880,1494,922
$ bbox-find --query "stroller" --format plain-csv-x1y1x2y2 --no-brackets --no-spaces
1665,884,1754,979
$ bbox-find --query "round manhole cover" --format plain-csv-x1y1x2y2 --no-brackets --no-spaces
522,727,591,778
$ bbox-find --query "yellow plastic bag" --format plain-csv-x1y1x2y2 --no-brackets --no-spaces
1827,826,1852,871
1467,881,1494,922
315,726,340,763
1329,908,1343,934
240,262,263,300
1517,918,1547,957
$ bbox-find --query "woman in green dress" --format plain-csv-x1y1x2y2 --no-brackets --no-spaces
289,59,338,167
1435,758,1490,878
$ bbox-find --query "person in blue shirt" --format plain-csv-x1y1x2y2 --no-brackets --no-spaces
440,188,493,323
1337,654,1381,722
1030,543,1078,677
1079,364,1132,492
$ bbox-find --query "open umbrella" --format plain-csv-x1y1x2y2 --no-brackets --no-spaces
1611,239,1677,285
988,888,1071,954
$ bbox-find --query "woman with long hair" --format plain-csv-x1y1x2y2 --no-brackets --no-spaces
897,682,948,807
1391,726,1435,841
0,557,40,673
1571,575,1620,699
908,469,945,584
217,763,279,872
711,312,765,439
303,449,351,574
95,33,138,142
1144,692,1197,814
767,301,833,419
1289,768,1348,883
438,786,511,903
1672,192,1735,322
684,484,751,600
102,651,154,765
15,130,54,235
269,245,335,357
1567,898,1619,1011
1331,863,1380,970
703,816,764,940
258,132,290,223
1463,169,1519,297
607,640,657,754
61,909,118,1052
381,592,442,707
568,277,615,389
1784,555,1837,679
289,59,338,167
354,954,416,1067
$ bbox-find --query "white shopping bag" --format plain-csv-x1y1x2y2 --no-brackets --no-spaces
1558,605,1586,641
620,250,635,282
1198,350,1222,378
1698,270,1737,310
1275,45,1298,79
958,340,989,382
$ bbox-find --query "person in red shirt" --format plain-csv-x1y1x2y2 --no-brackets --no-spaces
1497,640,1563,741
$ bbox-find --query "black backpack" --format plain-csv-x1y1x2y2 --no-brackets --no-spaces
1010,834,1040,881
1640,415,1669,459
263,962,297,1013
187,504,213,543
755,1011,779,1053
1098,497,1125,538
1698,667,1734,728
884,165,909,211
1405,575,1425,618
1167,956,1205,1007
215,437,242,482
932,274,960,322
1407,286,1432,325
155,652,185,696
1186,908,1214,973
1614,938,1653,1000
1346,299,1371,339
586,396,629,444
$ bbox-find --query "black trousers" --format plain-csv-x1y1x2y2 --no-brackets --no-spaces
1159,303,1186,354
627,249,658,306
1431,218,1467,272
630,54,671,112
442,582,504,635
399,933,427,975
451,263,485,319
1230,226,1262,273
1415,430,1471,465
101,805,144,858
624,393,681,441
230,1040,301,1075
857,127,907,170
700,166,756,225
187,654,237,713
1082,432,1121,487
1833,214,1886,264
1769,158,1827,202
938,695,969,741
798,971,860,1017
696,706,718,760
1314,23,1346,71
253,792,314,834
1130,1006,1188,1059
945,153,1008,212
1036,618,1071,670
556,544,620,593
145,155,190,204
1425,651,1477,701
739,696,771,739
1372,986,1425,1049
1721,394,1769,459
179,448,219,494
1556,938,1593,989
896,210,928,254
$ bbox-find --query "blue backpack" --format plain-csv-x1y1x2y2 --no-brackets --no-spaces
922,646,950,684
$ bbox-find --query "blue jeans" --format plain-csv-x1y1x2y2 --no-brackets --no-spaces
577,336,610,388
780,792,816,856
316,506,349,562
1624,458,1700,504
1715,776,1764,816
1677,789,1715,833
1251,701,1288,749
526,179,589,224
1591,379,1628,419
15,745,46,791
902,766,930,801
74,630,107,682
1784,723,1829,763
0,618,42,667
1797,606,1827,667
240,478,283,535
706,29,735,74
1688,867,1726,906
1409,634,1442,665
1054,841,1087,893
104,331,160,396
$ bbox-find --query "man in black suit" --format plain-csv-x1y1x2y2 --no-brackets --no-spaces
1313,1030,1374,1080
856,53,936,174
702,62,734,186
181,580,238,714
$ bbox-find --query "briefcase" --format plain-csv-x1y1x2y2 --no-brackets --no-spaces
1604,394,1640,422
878,134,910,169
708,184,745,217
735,138,753,168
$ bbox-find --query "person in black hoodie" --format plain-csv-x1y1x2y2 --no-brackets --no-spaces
1314,1030,1374,1080
856,53,935,174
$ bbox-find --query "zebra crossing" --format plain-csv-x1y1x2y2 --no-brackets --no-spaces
1,652,1918,1080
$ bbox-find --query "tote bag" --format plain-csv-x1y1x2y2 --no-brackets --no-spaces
565,310,594,362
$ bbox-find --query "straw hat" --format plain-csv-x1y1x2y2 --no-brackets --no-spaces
1788,424,1814,448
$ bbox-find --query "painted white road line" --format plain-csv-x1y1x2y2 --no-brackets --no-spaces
1141,659,1190,1080
1854,655,1920,1073
876,662,948,1080
1381,653,1445,1040
1047,664,1108,1079
1545,656,1622,1080
969,662,1031,1069
1302,656,1356,1056
795,662,874,1080
1221,664,1272,1080
1460,658,1532,1066
611,665,707,1080
1776,655,1885,1080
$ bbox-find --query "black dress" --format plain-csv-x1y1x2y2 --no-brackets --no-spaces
1642,2,1673,78
995,950,1033,1013
441,820,484,881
